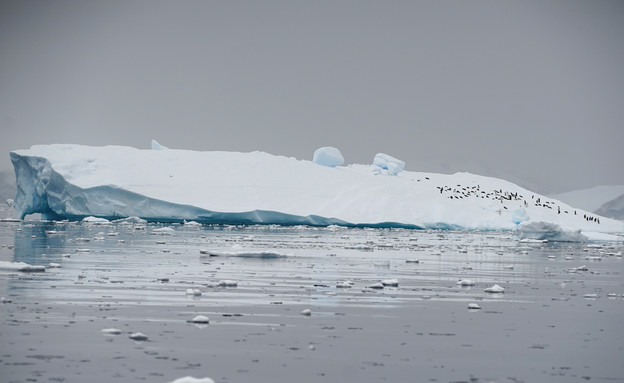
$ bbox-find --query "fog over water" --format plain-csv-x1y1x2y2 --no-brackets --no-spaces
1,1,624,194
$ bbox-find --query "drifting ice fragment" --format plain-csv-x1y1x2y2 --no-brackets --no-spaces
313,147,344,167
456,279,475,287
82,216,111,224
368,282,385,289
336,280,354,288
382,279,399,287
468,303,482,310
218,280,238,287
200,250,288,259
101,328,122,335
186,289,202,296
129,332,148,341
167,377,215,383
484,284,505,293
300,309,312,316
0,261,45,272
190,315,210,324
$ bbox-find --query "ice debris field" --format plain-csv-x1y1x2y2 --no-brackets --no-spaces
9,143,624,240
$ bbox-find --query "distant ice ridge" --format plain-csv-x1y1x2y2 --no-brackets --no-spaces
9,143,624,235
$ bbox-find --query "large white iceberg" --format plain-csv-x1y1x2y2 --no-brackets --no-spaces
9,144,624,235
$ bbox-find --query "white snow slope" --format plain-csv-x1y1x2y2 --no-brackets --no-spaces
10,144,624,234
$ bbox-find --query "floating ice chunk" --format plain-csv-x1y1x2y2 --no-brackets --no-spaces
190,315,210,324
82,216,111,224
382,279,399,287
373,153,405,175
468,303,482,310
48,263,61,268
2,297,13,303
186,289,202,296
583,294,598,299
151,227,175,235
456,279,475,287
368,282,385,289
484,284,505,293
300,309,312,316
312,147,344,167
114,216,147,224
200,250,287,259
167,377,215,383
151,139,169,150
101,328,122,335
218,280,238,287
405,259,420,264
129,332,148,341
517,222,587,242
336,280,354,288
184,220,201,226
0,261,45,272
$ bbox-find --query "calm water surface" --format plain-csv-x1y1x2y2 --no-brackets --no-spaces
1,212,623,383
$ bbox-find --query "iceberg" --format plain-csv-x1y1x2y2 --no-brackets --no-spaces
9,144,624,235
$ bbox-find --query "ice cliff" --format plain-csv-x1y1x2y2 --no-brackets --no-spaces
9,144,624,235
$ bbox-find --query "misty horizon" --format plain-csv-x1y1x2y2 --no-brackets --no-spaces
2,1,623,195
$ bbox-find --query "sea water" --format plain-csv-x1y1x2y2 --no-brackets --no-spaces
1,212,623,383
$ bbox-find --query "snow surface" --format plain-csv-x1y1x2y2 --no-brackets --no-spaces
9,144,624,235
312,146,344,167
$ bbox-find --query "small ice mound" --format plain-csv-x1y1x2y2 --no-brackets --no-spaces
151,139,169,150
368,282,385,289
129,332,148,341
167,377,215,383
467,303,482,310
82,216,111,225
200,250,288,259
373,153,405,175
151,227,176,235
0,261,45,272
517,221,587,242
381,279,399,287
101,328,122,335
456,279,475,287
312,147,344,167
511,208,529,225
184,220,202,226
114,216,147,224
336,280,354,288
189,315,210,324
218,280,238,287
300,309,312,316
484,284,505,293
186,289,202,296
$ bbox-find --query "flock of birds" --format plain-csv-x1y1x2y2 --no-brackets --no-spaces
429,182,602,224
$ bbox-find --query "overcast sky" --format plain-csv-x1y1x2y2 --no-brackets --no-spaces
1,0,623,194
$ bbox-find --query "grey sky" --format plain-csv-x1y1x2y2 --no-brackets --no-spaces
1,0,623,194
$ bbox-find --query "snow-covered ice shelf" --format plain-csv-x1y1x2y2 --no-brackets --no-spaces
10,144,624,236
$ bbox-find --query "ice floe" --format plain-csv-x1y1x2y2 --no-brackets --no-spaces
484,284,505,293
0,261,45,272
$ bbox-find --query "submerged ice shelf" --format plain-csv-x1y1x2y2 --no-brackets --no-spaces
9,144,624,236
